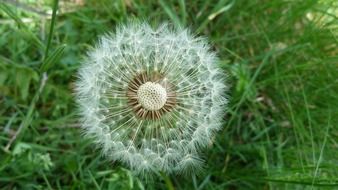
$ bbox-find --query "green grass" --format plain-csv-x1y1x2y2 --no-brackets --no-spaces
0,0,337,189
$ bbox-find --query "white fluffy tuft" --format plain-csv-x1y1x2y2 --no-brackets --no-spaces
75,21,228,175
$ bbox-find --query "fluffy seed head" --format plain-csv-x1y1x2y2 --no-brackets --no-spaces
75,21,228,175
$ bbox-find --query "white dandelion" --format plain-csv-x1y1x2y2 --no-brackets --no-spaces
75,21,228,175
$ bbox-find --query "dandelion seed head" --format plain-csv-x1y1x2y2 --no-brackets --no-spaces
137,82,167,111
75,21,228,175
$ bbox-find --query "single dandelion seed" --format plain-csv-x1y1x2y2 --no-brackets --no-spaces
75,21,228,175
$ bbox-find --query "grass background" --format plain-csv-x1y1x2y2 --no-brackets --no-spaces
0,0,337,189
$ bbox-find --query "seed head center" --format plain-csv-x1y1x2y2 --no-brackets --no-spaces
137,82,167,111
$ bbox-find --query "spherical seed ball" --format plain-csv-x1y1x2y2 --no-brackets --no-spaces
137,82,167,111
75,21,228,175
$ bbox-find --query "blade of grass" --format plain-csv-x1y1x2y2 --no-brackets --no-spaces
160,172,175,190
41,171,53,190
196,0,235,33
208,0,235,20
159,0,182,27
40,44,66,72
178,0,187,26
3,0,59,151
311,111,331,188
44,0,59,59
0,3,44,49
88,170,101,190
4,73,47,152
